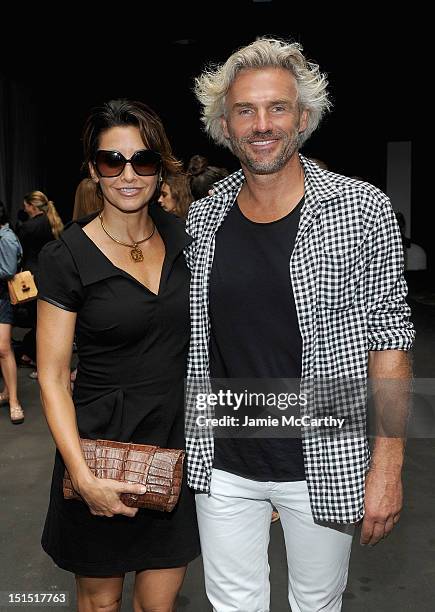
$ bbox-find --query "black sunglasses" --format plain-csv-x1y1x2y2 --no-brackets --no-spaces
94,149,162,178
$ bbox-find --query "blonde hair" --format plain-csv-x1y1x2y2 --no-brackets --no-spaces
24,190,64,239
195,37,332,149
72,178,102,220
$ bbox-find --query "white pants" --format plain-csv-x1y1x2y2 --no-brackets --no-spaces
195,469,354,612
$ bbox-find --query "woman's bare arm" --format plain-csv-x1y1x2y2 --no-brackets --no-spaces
37,300,145,517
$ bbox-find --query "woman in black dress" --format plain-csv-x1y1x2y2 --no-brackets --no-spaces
37,99,200,611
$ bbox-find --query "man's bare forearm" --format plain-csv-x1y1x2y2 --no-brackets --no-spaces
368,349,412,473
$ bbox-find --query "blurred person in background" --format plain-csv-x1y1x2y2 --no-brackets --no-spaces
158,173,193,220
17,191,64,375
0,201,25,423
187,154,229,199
72,177,102,220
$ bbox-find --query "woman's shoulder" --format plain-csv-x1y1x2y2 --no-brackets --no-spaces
38,236,84,305
38,235,85,308
59,213,98,244
26,213,49,229
40,217,103,286
0,225,20,243
39,237,78,272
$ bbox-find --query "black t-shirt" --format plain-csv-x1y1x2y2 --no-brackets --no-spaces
209,198,306,481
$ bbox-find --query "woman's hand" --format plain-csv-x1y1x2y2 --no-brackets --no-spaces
76,475,146,518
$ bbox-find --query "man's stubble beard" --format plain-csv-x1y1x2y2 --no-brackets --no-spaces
228,127,301,175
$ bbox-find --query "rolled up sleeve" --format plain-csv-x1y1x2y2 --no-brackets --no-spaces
366,200,415,351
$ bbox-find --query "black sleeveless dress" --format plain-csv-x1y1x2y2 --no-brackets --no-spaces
39,205,200,576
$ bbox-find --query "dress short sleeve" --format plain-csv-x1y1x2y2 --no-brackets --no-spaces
38,240,84,312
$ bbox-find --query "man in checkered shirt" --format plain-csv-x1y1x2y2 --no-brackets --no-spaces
184,38,414,611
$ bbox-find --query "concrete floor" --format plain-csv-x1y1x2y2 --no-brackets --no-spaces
1,297,434,611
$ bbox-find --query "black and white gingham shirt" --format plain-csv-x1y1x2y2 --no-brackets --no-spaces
184,155,415,523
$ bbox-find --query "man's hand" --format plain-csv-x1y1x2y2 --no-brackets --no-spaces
360,467,402,546
362,350,410,546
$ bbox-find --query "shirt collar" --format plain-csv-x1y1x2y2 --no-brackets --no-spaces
299,155,341,203
61,203,192,287
212,155,341,202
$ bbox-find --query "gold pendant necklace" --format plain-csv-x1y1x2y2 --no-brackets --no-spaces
99,213,156,262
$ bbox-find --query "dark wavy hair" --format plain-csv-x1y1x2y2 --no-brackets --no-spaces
82,99,183,182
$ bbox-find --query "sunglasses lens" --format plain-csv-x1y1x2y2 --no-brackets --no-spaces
131,150,161,176
95,151,125,177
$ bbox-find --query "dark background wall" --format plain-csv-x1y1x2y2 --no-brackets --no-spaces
0,4,425,266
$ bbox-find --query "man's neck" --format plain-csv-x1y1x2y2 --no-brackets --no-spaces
238,154,305,223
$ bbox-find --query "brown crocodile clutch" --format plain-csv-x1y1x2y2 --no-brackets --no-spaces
63,438,184,512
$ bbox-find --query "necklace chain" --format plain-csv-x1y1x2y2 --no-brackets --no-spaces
99,212,155,262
